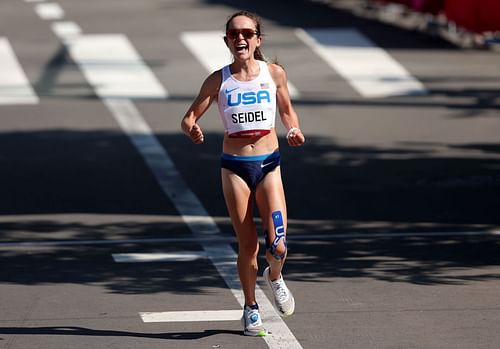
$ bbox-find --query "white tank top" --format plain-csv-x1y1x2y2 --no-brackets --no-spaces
218,60,277,137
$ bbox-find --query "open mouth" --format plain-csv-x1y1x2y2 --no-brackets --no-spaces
235,43,248,53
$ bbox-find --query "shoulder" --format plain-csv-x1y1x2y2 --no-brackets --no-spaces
266,62,287,87
267,62,286,75
200,69,223,95
206,69,223,86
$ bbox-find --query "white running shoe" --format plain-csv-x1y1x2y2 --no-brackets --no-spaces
263,266,295,317
241,304,267,337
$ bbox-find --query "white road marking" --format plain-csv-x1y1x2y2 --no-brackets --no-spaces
0,37,39,105
112,252,207,263
140,310,242,323
35,3,65,20
64,34,168,99
51,21,82,42
296,28,427,98
180,31,229,73
180,31,300,99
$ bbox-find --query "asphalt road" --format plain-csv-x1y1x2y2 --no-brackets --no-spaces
1,0,500,348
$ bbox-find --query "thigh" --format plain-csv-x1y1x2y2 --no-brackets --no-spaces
221,168,257,243
255,167,287,236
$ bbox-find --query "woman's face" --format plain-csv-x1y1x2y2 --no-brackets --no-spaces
225,15,261,61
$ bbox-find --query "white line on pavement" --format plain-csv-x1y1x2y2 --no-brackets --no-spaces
0,37,39,105
180,31,300,99
140,310,242,323
51,21,82,42
180,31,229,73
296,28,427,98
35,3,65,20
112,252,208,263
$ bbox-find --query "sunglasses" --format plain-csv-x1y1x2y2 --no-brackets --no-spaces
226,28,259,40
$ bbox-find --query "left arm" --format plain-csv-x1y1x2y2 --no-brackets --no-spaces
269,63,305,147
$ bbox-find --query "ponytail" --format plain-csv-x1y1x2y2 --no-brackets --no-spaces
254,47,266,62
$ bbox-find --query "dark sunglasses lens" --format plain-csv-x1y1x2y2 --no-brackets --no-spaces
227,30,238,39
242,29,256,39
227,29,256,39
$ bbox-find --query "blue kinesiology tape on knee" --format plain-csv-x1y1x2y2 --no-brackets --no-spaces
270,210,286,260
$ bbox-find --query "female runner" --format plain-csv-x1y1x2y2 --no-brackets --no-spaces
181,10,305,336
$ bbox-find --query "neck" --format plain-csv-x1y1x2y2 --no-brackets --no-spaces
230,58,259,80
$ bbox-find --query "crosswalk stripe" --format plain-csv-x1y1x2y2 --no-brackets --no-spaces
140,310,242,323
35,3,65,20
296,28,427,98
180,31,229,74
63,34,168,99
180,31,300,98
0,37,39,105
51,21,82,41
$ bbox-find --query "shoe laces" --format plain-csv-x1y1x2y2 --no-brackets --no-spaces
272,277,289,303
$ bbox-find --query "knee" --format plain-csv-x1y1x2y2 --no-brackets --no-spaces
264,230,287,261
238,238,260,259
265,210,287,261
272,239,287,258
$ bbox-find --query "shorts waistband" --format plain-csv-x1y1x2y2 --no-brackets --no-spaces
221,151,280,162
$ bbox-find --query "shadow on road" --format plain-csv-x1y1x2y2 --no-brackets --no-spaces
0,129,499,291
0,326,242,340
2,129,498,223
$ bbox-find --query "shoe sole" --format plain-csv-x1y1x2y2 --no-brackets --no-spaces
263,267,295,317
241,315,267,337
243,329,267,337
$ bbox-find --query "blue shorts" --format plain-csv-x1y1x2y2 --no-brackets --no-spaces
221,152,281,190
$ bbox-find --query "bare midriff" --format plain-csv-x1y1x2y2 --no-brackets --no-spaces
222,128,279,156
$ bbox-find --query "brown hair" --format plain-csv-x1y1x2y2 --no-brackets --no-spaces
225,11,266,62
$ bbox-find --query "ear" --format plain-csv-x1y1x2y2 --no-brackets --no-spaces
223,36,229,47
256,35,263,48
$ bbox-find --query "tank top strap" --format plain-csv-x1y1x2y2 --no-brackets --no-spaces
257,60,271,79
221,65,231,82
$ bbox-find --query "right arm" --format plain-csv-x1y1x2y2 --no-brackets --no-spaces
268,63,305,147
181,70,221,144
